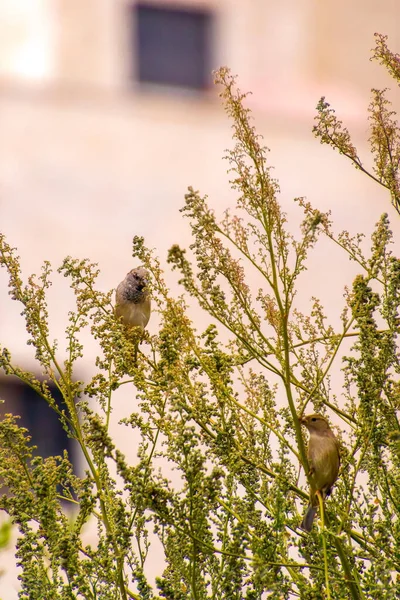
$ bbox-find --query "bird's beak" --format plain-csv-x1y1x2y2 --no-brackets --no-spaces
137,279,148,291
299,416,307,425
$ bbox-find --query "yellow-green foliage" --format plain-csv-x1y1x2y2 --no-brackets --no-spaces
0,36,399,600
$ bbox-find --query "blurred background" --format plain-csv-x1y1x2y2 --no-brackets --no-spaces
1,1,400,596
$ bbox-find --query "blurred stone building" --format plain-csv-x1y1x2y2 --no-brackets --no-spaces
1,1,400,597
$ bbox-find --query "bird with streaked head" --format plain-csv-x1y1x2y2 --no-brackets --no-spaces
115,267,151,332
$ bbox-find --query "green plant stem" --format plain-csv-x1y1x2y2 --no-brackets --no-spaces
318,492,331,600
298,313,357,417
32,322,128,600
333,538,364,600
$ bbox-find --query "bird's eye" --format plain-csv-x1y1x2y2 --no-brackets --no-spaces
311,417,317,422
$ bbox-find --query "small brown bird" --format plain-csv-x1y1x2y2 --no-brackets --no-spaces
115,267,151,332
300,413,340,532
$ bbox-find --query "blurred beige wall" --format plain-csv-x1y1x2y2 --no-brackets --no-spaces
1,1,400,597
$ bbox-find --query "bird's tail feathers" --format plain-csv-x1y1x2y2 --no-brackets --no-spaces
301,506,317,532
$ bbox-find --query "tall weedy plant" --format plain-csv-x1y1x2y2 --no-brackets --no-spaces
0,35,399,600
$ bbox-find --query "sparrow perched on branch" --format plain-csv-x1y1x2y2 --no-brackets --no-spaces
300,413,340,532
115,267,151,332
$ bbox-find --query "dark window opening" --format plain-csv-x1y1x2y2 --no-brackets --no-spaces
0,377,78,495
133,3,213,90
